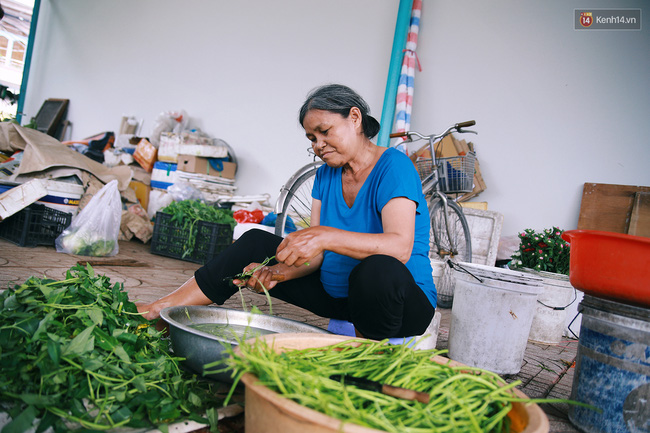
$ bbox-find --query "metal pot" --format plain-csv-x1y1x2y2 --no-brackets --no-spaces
160,306,330,382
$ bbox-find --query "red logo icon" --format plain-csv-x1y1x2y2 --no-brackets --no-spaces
580,12,593,28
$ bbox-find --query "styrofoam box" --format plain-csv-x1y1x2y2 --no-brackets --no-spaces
158,133,228,163
0,179,83,217
152,161,177,185
40,180,84,216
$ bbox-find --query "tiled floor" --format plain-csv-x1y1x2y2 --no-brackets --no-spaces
0,238,583,432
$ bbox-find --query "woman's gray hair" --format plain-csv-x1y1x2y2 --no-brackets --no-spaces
299,84,381,139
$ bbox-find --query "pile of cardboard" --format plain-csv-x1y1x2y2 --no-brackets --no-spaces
409,133,486,202
175,154,237,202
128,131,238,216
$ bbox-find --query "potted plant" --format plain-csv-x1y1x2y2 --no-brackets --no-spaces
510,227,570,275
510,227,579,344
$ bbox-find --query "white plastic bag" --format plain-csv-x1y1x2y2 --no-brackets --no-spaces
55,179,122,256
150,110,188,146
167,181,203,202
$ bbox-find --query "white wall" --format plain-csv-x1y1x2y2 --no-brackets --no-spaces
23,0,650,237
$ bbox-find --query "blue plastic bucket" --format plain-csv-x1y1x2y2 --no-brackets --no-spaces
569,295,650,433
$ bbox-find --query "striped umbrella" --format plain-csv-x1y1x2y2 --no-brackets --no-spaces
394,0,422,154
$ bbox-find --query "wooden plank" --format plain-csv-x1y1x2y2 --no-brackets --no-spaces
577,183,650,233
76,259,150,267
627,192,650,237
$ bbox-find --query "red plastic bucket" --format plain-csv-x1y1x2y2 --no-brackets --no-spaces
561,230,650,308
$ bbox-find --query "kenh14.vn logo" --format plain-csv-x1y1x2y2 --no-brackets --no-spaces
580,12,593,27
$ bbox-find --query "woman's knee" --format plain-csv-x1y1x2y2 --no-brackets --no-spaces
238,228,280,245
348,255,408,301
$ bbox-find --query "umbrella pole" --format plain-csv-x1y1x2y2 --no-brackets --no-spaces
377,0,413,147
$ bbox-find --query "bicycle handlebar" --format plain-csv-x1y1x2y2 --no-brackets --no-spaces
456,120,475,129
389,120,477,141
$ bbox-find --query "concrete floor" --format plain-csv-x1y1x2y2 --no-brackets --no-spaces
0,238,583,432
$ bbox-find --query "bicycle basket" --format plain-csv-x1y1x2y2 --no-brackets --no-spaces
415,158,435,182
438,151,475,194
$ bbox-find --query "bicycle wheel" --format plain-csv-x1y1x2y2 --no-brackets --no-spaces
429,198,471,308
274,166,319,236
429,198,472,263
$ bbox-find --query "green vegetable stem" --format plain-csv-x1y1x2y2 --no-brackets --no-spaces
226,256,276,316
214,337,592,433
0,264,222,432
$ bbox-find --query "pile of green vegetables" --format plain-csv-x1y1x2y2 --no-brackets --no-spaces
0,264,221,432
161,200,236,259
218,338,571,433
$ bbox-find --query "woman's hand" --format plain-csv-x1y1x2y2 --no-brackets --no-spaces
233,263,285,293
136,301,164,321
276,226,330,267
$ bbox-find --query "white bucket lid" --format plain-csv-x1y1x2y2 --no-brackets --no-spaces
520,267,570,283
452,262,544,293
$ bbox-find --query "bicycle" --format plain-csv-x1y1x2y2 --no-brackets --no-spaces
273,120,477,265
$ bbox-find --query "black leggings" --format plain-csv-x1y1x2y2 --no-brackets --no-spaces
194,229,435,340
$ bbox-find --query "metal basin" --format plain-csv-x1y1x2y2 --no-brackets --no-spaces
160,306,330,382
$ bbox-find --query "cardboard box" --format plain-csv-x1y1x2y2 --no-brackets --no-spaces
458,157,487,202
410,143,432,162
133,138,157,172
129,180,151,211
130,165,152,186
437,135,459,159
459,201,488,210
177,155,236,179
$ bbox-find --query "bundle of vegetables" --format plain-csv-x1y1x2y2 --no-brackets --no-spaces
0,264,221,432
57,229,116,256
219,338,569,433
161,200,236,259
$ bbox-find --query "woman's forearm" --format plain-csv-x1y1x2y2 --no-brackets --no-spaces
274,253,324,280
322,228,413,263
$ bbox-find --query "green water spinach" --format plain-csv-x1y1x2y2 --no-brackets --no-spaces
161,199,236,259
0,264,221,433
217,338,591,433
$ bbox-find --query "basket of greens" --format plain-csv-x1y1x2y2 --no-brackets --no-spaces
151,199,236,264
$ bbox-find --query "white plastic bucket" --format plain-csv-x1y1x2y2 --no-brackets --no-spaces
431,259,445,290
523,269,576,345
564,288,584,338
435,260,455,309
448,263,543,374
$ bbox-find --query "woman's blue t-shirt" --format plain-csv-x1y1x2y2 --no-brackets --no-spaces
312,147,437,308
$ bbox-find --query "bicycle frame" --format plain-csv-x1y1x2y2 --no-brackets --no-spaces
390,121,477,260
